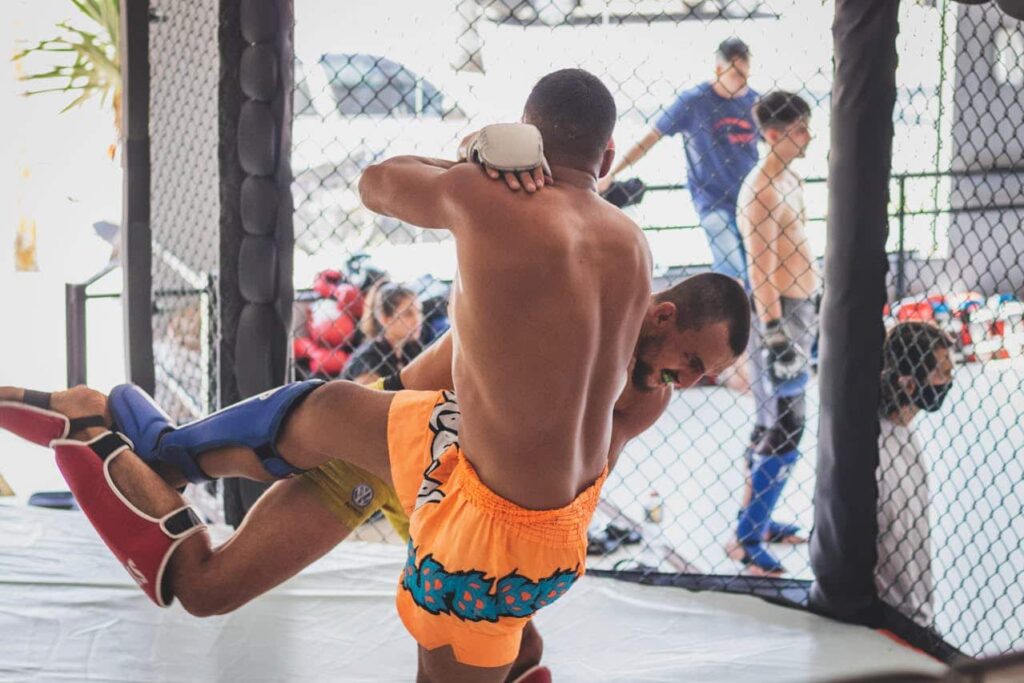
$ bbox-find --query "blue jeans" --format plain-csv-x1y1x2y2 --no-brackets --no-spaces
699,208,748,287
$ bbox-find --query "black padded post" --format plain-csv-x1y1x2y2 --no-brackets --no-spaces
219,0,295,525
121,0,155,394
808,0,900,625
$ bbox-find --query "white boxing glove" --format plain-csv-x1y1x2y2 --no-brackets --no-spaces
462,123,552,176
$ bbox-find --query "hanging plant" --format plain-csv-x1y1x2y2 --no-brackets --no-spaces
13,0,122,157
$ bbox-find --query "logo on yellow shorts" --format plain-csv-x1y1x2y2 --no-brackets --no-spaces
351,483,374,508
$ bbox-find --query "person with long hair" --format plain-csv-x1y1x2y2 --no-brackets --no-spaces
343,282,424,385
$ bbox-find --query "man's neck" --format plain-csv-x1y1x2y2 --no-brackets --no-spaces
710,80,747,99
549,164,598,191
760,152,794,179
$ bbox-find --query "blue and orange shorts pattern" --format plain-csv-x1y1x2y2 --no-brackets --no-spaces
387,390,608,668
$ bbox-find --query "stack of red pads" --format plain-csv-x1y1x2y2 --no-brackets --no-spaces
293,270,365,376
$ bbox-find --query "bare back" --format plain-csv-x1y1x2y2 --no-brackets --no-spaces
446,165,651,509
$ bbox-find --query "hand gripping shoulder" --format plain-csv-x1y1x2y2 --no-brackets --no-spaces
466,123,552,176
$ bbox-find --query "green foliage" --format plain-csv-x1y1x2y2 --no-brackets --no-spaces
13,0,121,115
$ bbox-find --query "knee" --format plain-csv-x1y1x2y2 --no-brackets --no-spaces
171,559,249,618
286,380,355,432
757,395,805,455
176,582,245,618
58,385,110,423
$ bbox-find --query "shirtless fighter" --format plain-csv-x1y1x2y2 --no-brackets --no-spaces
0,273,747,680
0,69,747,682
728,91,819,576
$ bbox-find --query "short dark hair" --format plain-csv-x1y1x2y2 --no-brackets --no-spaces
753,91,811,131
880,322,954,416
716,37,750,62
523,68,616,168
655,273,751,356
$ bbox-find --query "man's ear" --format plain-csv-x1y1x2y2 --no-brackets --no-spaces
653,301,676,326
599,140,615,179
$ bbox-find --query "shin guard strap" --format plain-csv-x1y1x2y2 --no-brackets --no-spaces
22,390,52,409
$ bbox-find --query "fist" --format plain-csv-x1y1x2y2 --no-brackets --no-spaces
762,319,803,383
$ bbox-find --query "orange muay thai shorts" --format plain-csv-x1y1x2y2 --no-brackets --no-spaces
387,390,608,668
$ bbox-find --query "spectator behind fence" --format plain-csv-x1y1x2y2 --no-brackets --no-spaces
877,322,956,627
342,282,424,385
598,37,758,283
729,91,818,576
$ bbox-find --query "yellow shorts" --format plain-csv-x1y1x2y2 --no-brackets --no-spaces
388,390,607,668
300,376,410,539
299,458,409,541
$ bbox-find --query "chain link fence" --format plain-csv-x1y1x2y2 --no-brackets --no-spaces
281,0,1024,658
875,2,1024,659
149,0,221,424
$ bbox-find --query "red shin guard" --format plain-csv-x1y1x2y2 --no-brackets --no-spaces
0,401,72,446
54,432,206,607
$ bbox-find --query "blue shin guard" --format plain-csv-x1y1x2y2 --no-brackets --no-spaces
741,442,803,544
735,450,799,573
108,381,324,484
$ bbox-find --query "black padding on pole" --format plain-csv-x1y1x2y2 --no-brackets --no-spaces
220,0,294,527
240,45,279,101
240,177,278,235
234,305,277,396
238,101,277,175
240,0,278,43
238,237,278,303
121,0,155,394
808,0,899,625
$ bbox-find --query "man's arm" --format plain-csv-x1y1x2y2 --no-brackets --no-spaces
608,386,671,463
598,88,696,193
358,156,463,230
742,186,783,324
399,329,454,391
599,128,664,192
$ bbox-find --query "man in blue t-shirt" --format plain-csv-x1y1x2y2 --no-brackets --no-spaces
599,38,758,283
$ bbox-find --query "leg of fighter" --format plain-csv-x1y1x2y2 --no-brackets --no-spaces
0,385,375,610
107,380,395,488
731,390,805,575
168,477,355,616
416,623,547,683
738,431,805,545
418,644,513,683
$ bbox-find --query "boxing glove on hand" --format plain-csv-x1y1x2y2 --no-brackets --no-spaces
461,123,552,176
763,319,803,383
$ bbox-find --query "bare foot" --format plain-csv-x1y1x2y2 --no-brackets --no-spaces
767,532,807,545
49,386,112,440
724,539,787,578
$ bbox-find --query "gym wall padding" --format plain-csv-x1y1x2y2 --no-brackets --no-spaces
809,0,898,626
219,0,295,525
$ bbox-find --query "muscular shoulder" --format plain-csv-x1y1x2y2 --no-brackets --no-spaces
738,170,782,218
603,208,653,291
680,82,711,102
